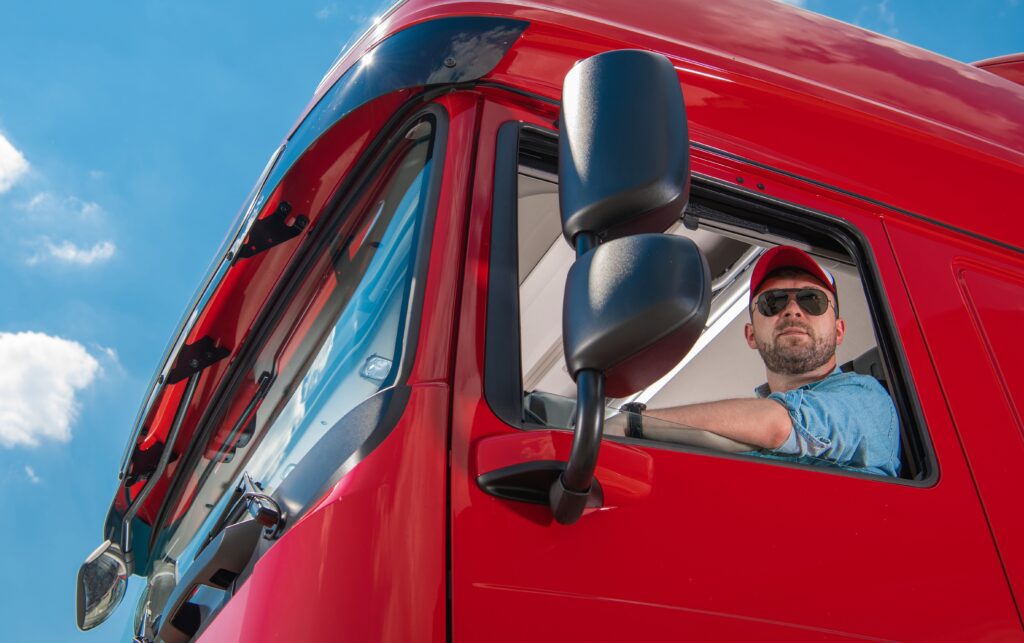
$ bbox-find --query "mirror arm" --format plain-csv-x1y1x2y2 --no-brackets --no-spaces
549,368,605,525
575,231,597,255
548,231,604,525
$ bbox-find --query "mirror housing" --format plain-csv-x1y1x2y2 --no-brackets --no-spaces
563,234,711,398
76,540,129,631
551,49,697,525
559,49,689,245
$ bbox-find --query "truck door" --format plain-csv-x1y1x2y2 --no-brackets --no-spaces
448,93,1022,641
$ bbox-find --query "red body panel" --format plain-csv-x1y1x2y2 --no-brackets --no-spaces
886,217,1024,619
196,383,450,643
448,95,1022,641
974,53,1024,87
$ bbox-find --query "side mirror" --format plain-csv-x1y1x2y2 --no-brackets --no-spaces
563,234,711,398
559,49,690,246
550,236,710,524
76,540,129,631
552,49,702,525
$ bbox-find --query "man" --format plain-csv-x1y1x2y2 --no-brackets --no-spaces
632,245,901,477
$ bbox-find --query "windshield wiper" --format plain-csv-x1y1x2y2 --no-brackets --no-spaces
192,373,277,556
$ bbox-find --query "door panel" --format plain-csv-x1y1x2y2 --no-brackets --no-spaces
887,216,1024,620
450,95,1021,641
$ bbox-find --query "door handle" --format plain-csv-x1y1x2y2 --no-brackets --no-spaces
474,431,654,515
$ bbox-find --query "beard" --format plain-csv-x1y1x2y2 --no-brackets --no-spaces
756,321,836,375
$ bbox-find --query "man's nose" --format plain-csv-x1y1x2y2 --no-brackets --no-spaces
781,296,804,317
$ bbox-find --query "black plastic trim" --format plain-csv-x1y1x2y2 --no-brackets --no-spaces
235,201,308,260
484,121,938,487
166,337,230,385
272,385,412,526
477,460,603,508
484,121,527,426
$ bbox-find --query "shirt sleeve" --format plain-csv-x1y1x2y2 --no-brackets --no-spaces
765,375,895,471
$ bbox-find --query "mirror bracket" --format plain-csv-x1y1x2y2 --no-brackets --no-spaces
548,369,605,525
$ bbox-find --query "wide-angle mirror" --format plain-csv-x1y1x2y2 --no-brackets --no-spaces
76,540,129,631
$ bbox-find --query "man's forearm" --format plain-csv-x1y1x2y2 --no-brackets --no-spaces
644,398,792,449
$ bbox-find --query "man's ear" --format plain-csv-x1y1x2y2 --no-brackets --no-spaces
835,317,846,346
744,322,758,349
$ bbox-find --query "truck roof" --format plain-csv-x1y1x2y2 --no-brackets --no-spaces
317,0,1024,252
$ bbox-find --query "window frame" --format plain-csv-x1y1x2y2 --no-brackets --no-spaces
484,122,937,486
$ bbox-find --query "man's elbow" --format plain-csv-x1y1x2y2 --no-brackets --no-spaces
760,406,793,450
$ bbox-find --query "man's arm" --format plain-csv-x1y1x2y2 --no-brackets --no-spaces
643,399,793,449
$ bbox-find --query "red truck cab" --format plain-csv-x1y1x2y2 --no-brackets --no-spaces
77,0,1024,640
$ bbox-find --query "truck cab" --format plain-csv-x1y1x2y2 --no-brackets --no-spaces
77,0,1024,640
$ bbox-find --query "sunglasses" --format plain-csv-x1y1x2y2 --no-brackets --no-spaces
753,288,834,317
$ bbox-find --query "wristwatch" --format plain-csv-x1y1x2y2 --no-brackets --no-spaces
621,402,647,439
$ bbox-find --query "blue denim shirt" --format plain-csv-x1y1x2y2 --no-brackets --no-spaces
751,368,901,477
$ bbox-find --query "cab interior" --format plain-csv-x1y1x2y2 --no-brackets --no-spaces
512,139,925,480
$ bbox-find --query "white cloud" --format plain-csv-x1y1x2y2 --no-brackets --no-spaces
97,345,119,362
315,4,335,20
0,332,100,448
24,465,40,484
0,133,29,194
27,239,116,266
21,192,103,219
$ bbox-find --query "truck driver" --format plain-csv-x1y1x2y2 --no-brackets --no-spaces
630,245,901,477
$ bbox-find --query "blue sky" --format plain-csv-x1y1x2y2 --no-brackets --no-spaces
0,1,1019,641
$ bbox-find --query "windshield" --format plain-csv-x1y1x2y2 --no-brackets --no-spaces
140,117,438,627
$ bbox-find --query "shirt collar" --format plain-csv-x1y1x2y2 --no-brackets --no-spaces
755,366,843,397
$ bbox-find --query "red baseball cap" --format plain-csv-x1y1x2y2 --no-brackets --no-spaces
749,246,837,299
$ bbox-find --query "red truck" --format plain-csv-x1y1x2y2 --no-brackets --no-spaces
76,0,1024,640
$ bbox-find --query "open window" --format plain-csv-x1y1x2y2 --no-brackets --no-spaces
488,125,931,482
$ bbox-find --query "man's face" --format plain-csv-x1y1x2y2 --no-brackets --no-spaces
744,274,845,376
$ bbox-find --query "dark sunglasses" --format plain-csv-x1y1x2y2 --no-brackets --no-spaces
753,288,834,317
